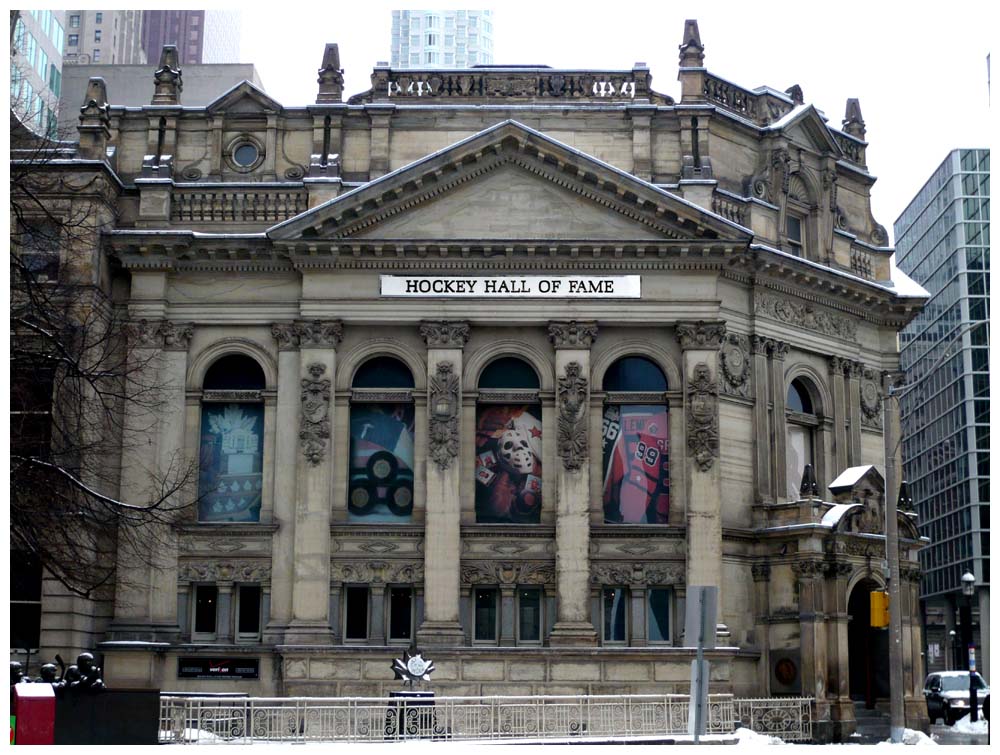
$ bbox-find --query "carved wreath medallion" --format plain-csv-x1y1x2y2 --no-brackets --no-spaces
557,361,589,470
428,361,460,470
720,334,750,397
860,370,882,428
300,363,331,465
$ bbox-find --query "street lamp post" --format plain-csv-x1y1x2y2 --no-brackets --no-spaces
961,571,977,723
948,629,957,671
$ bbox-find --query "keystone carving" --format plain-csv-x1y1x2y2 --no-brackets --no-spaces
179,561,271,584
720,333,751,397
675,321,726,350
428,361,460,470
686,362,719,471
126,319,194,351
557,361,589,470
548,321,598,349
295,319,343,348
420,321,470,348
590,561,684,585
461,561,555,586
300,363,331,465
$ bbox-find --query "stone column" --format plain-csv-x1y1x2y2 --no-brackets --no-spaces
751,336,772,504
794,560,827,705
548,321,599,646
265,324,301,642
416,321,469,648
499,587,517,646
769,340,790,501
828,356,849,475
676,322,726,607
630,586,648,647
370,584,386,645
217,582,234,643
825,562,854,739
284,320,342,644
751,563,772,692
846,361,863,465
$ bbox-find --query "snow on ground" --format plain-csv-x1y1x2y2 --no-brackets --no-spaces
875,729,937,746
733,726,786,745
951,714,989,734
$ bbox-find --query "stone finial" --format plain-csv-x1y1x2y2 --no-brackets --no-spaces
785,84,804,105
316,43,345,104
151,45,182,106
799,463,819,498
678,19,704,67
897,481,914,513
78,77,111,159
843,98,865,139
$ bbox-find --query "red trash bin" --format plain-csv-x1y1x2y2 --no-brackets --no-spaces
12,683,55,745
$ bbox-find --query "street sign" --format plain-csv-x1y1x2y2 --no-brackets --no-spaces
684,586,718,741
969,646,976,673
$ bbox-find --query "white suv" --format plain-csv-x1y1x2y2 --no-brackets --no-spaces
923,671,989,725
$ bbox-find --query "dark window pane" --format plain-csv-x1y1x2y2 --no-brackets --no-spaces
352,356,415,388
648,589,671,642
10,552,42,601
11,603,41,649
787,215,802,243
194,586,218,634
238,585,261,635
203,355,266,391
389,588,412,640
474,588,497,641
518,588,541,642
603,357,667,392
479,357,539,389
345,587,369,640
603,587,627,642
787,379,814,414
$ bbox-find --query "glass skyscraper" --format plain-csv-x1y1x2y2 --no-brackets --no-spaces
896,149,990,679
391,10,494,69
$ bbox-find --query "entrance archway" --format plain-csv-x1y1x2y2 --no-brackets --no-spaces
847,578,890,707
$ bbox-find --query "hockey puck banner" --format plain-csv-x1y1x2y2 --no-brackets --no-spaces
348,403,415,521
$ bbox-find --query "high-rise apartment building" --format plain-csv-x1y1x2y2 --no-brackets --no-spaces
63,10,146,66
142,10,241,66
10,10,65,137
391,9,493,69
896,149,991,681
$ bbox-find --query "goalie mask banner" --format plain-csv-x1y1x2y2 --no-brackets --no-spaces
602,404,670,524
475,405,542,523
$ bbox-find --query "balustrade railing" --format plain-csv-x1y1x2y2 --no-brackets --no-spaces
159,693,813,744
171,189,307,224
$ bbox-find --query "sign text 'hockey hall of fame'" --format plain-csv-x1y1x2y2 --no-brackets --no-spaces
380,275,641,298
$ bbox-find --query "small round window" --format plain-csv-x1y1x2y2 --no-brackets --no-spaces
233,143,259,168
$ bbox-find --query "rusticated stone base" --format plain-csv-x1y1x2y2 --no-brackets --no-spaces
547,620,598,647
282,620,334,645
415,620,466,648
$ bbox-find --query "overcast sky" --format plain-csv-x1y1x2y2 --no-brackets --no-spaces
241,1,988,242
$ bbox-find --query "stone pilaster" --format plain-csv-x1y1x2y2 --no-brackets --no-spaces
828,356,849,475
548,321,598,646
845,360,863,466
284,319,342,644
217,582,234,643
367,105,394,179
676,321,725,611
265,323,300,642
769,340,790,500
793,560,826,705
416,321,469,648
499,587,516,646
824,561,855,740
751,563,772,693
751,336,772,504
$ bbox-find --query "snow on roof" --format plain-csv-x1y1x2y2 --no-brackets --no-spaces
820,503,861,528
828,465,884,491
762,103,811,131
888,257,931,299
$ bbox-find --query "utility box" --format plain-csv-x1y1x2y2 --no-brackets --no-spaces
870,591,890,628
12,683,56,745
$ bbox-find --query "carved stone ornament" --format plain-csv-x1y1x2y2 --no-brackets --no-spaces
295,319,343,348
771,148,791,196
824,561,853,579
720,334,751,397
790,559,824,579
675,321,726,350
557,361,589,470
751,563,771,582
840,537,885,558
159,321,195,351
179,561,271,584
332,561,423,584
428,361,460,470
461,560,555,586
859,369,882,428
420,321,470,348
548,321,598,349
845,496,885,536
271,323,299,350
754,292,858,341
686,362,719,471
127,319,194,351
300,363,331,465
590,561,684,586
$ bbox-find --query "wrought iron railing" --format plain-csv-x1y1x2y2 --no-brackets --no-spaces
159,693,813,744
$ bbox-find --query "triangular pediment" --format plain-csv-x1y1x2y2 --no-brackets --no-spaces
268,120,752,245
207,81,281,115
770,105,842,156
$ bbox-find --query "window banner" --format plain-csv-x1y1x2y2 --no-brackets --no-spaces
475,405,542,523
198,403,263,522
348,404,415,521
602,404,670,523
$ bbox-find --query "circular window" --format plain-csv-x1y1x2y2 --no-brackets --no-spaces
233,143,259,167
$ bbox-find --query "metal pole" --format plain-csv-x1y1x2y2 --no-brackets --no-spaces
883,376,905,743
969,591,979,722
694,587,705,744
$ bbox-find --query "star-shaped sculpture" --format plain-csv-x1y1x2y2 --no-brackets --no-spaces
391,647,435,687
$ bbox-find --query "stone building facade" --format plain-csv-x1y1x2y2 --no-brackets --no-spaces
21,22,930,741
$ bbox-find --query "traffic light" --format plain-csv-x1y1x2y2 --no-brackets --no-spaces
870,590,890,628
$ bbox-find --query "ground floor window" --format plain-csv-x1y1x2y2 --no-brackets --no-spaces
517,587,542,643
236,585,262,641
10,551,42,653
388,587,414,642
193,585,218,639
647,588,672,643
603,587,628,644
474,587,499,642
344,586,369,641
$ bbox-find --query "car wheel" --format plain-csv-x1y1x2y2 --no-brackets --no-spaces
943,707,954,726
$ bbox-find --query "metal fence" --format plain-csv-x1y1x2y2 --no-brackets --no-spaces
160,693,813,744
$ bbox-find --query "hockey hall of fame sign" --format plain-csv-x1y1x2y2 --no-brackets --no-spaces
380,275,641,298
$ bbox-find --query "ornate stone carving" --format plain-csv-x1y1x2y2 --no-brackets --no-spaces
754,292,858,341
751,335,770,356
548,320,598,349
827,355,845,375
900,566,922,583
790,559,824,579
271,323,299,350
823,168,838,212
461,561,555,586
751,563,772,582
428,361,460,470
126,319,194,350
845,360,864,379
295,320,343,348
179,561,271,584
771,148,790,196
675,321,726,350
358,541,398,554
686,362,719,471
824,561,853,579
770,340,790,361
844,496,885,535
300,363,331,465
643,562,686,584
557,361,589,470
720,333,751,397
590,561,684,585
860,368,882,428
420,321,470,348
841,537,885,558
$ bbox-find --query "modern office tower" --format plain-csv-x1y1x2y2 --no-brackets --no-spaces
142,10,241,66
63,10,147,66
896,149,991,680
10,10,65,137
391,9,494,68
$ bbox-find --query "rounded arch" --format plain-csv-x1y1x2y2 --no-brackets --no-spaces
783,364,831,417
188,338,277,391
592,340,682,392
464,339,554,392
788,168,821,207
337,339,426,391
846,569,885,596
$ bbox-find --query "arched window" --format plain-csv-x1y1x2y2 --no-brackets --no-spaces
198,354,266,523
474,357,542,524
602,356,670,524
348,356,416,522
786,378,817,500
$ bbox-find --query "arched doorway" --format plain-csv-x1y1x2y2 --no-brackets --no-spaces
847,578,890,708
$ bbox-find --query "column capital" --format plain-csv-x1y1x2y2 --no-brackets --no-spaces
845,359,863,378
420,320,470,348
770,340,790,361
675,320,726,350
827,355,845,375
751,334,770,355
751,563,771,582
548,320,598,349
271,322,300,351
126,319,194,351
295,319,343,348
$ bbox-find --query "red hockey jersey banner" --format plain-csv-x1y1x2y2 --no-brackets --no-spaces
602,404,670,523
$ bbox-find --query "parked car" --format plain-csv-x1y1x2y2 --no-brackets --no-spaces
923,671,990,725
